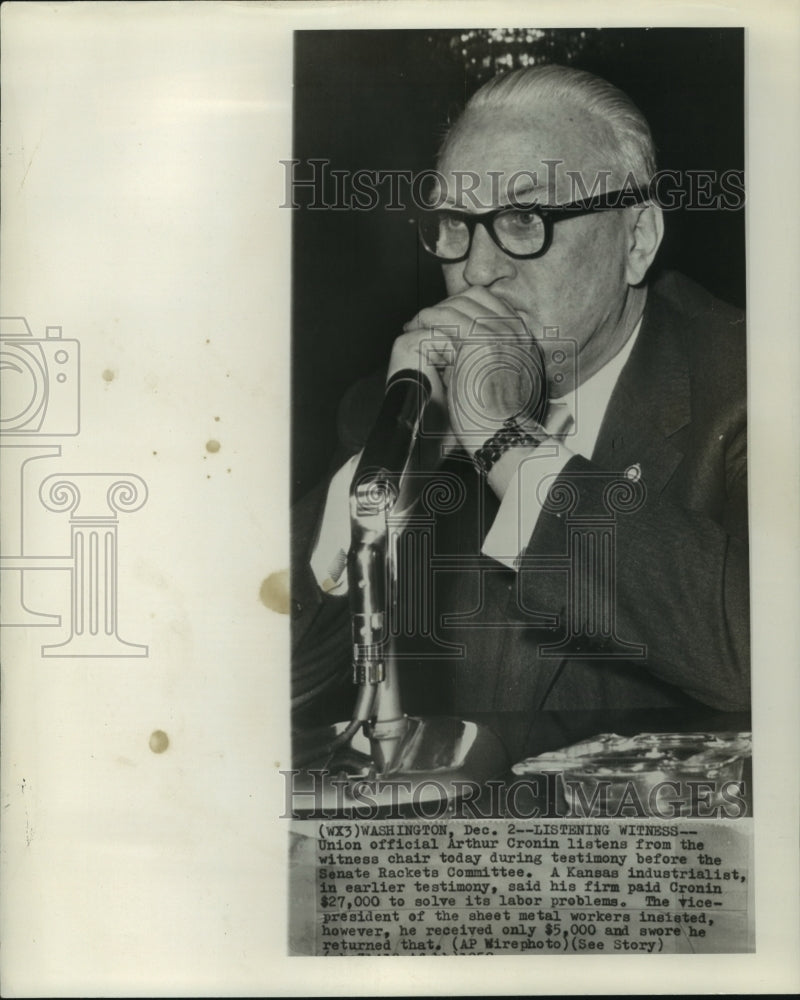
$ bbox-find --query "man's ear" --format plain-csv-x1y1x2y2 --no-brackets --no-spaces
625,203,664,286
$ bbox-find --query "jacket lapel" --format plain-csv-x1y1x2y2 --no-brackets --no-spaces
526,287,692,712
592,287,691,490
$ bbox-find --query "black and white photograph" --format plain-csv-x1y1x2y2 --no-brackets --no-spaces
288,26,753,955
1,2,798,996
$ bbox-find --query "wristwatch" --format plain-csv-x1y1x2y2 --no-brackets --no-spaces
472,417,542,476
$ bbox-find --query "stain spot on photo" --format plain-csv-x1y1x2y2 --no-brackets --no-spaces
260,570,290,614
149,730,169,754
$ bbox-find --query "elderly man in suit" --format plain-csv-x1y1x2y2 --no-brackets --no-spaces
291,64,749,721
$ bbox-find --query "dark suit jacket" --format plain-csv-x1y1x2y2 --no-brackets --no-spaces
291,271,749,719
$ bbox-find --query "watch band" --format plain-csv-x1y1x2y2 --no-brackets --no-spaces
472,417,541,476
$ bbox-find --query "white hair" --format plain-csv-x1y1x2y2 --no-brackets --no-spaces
440,64,657,186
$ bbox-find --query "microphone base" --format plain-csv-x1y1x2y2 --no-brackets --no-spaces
290,715,509,817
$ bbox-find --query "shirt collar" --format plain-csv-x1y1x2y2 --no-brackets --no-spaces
552,314,643,458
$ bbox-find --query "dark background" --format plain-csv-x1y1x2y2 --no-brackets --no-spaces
290,28,745,502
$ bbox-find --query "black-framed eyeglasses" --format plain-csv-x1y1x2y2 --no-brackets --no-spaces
417,187,651,263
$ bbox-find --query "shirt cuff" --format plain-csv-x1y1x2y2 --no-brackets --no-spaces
482,444,575,570
309,452,361,594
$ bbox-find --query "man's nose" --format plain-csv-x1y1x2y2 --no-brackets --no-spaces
462,221,516,287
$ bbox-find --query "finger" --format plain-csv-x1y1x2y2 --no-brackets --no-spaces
435,287,527,333
404,304,527,345
446,286,522,321
404,293,508,330
406,293,532,343
387,327,455,406
452,290,534,344
403,302,475,335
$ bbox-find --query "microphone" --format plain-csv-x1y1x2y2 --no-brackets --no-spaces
347,369,432,688
350,368,433,516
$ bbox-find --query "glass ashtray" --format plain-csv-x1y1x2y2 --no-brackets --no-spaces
512,731,751,817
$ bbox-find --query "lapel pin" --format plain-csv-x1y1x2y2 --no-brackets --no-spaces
625,463,642,482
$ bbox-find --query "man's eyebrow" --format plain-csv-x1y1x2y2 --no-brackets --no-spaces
434,182,551,212
505,182,550,205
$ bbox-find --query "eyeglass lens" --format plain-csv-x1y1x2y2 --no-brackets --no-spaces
421,207,547,260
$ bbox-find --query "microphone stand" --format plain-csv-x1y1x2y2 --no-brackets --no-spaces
293,371,509,815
